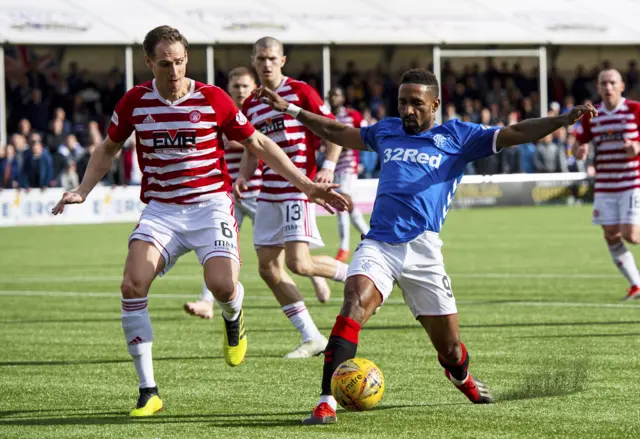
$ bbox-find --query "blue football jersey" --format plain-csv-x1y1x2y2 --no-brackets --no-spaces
360,118,500,244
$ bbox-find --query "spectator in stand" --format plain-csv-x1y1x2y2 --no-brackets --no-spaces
358,108,379,179
21,139,54,189
10,134,28,170
534,134,569,173
50,79,73,119
26,88,50,133
443,103,461,122
500,111,522,174
1,145,20,188
17,119,32,139
46,118,66,152
58,160,80,190
58,134,85,162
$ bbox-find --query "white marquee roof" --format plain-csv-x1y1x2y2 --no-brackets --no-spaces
0,0,638,45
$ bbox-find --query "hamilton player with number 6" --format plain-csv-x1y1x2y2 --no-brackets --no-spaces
50,26,348,417
572,69,640,301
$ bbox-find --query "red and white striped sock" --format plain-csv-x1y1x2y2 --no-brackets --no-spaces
282,300,322,342
121,297,156,389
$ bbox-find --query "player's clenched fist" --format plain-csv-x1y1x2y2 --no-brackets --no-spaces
623,139,640,157
564,104,598,125
253,87,289,112
51,190,87,215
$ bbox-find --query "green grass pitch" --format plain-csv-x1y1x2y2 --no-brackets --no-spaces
1,205,639,438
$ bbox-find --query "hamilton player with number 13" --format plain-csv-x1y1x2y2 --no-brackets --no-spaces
255,67,598,423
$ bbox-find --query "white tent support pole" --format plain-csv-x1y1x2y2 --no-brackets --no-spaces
0,45,6,147
206,45,215,85
538,46,548,118
433,45,442,124
125,45,134,91
322,45,331,100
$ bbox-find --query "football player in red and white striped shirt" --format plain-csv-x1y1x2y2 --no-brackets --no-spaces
326,86,370,262
573,69,640,300
51,26,347,417
237,37,350,358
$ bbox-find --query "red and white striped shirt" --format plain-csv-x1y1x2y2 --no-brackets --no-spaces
222,135,262,199
334,107,364,174
242,77,335,202
575,98,640,193
108,79,255,204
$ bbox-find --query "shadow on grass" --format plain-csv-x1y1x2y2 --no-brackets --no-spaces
0,402,464,426
497,356,588,402
0,353,283,367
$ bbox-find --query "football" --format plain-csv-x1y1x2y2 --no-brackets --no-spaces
330,358,385,411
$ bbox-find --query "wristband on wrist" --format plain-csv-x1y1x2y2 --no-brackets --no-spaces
321,160,336,171
285,103,302,118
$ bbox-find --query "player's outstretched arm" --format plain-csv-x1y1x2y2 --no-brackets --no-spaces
51,137,123,214
241,131,349,213
253,87,366,151
495,104,598,150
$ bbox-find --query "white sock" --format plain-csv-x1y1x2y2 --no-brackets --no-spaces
319,394,337,411
199,283,215,303
332,261,349,283
338,212,350,251
608,241,640,286
121,297,156,388
282,301,322,342
215,281,245,321
350,208,370,235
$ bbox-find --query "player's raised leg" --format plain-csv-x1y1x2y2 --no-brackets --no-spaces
121,240,165,417
203,255,246,366
302,275,382,424
418,314,493,404
258,246,328,357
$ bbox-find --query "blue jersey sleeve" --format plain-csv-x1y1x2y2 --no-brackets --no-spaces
360,123,380,154
452,120,501,162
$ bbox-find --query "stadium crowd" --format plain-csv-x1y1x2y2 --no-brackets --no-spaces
2,58,638,189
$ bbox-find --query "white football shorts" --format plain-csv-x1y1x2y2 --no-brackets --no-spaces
129,193,240,276
592,188,640,225
253,199,324,249
347,231,457,317
234,195,257,229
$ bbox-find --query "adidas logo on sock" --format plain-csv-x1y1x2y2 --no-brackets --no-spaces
143,114,155,124
128,336,145,345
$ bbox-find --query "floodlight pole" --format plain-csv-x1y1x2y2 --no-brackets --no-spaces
322,45,331,101
0,45,6,147
206,45,215,85
125,45,134,91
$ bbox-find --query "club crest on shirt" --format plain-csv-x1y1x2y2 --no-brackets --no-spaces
189,110,202,123
236,111,248,125
433,134,447,148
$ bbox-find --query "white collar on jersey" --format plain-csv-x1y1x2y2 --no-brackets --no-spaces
152,78,195,106
599,97,626,116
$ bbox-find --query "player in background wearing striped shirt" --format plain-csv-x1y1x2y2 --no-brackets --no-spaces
51,26,347,417
184,67,331,319
238,37,350,358
326,86,371,262
573,69,640,300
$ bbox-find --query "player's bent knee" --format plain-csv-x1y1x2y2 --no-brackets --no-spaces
258,261,280,282
120,277,149,299
284,258,313,277
205,278,236,302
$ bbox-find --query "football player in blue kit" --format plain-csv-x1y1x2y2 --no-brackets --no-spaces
255,68,597,424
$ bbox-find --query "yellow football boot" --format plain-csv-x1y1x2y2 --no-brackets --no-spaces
129,387,163,417
223,309,247,367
